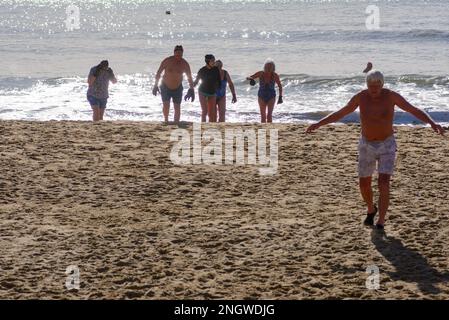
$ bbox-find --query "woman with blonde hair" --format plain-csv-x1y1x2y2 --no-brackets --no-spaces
247,59,283,123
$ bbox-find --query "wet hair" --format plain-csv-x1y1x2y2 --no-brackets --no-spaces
215,60,223,68
98,60,109,69
174,45,184,52
92,60,109,77
366,70,384,85
264,58,275,72
205,54,215,64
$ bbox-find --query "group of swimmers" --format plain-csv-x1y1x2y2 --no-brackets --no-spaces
86,45,446,230
86,45,283,123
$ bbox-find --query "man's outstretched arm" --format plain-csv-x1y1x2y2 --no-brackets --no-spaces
306,94,359,133
392,92,445,135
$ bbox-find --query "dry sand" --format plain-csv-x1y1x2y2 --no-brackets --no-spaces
0,120,448,299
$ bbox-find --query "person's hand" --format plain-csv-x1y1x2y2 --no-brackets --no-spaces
277,95,283,104
431,123,445,135
232,94,237,104
107,68,115,80
152,85,160,96
184,88,195,102
363,62,373,73
306,123,320,133
247,78,256,86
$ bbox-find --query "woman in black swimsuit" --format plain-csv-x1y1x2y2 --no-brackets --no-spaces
193,54,221,122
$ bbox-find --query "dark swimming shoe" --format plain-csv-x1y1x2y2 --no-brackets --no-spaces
375,223,384,230
363,206,378,226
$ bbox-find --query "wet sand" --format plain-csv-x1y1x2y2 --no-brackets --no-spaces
0,120,448,299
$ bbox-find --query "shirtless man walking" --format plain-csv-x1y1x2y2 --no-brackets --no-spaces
153,45,195,123
306,70,445,229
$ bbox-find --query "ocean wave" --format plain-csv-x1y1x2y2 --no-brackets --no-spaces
143,29,449,43
246,74,449,89
2,74,448,91
1,73,448,124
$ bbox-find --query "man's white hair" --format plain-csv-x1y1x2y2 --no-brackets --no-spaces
366,70,384,85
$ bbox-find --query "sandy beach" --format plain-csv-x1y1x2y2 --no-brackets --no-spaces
0,120,448,299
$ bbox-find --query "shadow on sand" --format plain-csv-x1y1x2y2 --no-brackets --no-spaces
371,229,449,295
163,121,193,129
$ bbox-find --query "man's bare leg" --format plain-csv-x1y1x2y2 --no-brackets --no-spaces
173,103,181,124
359,176,375,213
377,174,391,226
162,101,170,123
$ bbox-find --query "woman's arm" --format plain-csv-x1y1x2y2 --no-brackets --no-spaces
226,71,237,103
193,69,202,87
275,73,283,96
88,74,96,86
109,68,117,84
275,73,283,104
87,67,96,86
246,71,261,81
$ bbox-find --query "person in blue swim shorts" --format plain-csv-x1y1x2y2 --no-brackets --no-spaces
87,60,117,121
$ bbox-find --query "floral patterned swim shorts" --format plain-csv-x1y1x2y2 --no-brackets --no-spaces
358,135,397,178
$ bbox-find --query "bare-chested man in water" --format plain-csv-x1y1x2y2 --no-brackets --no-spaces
306,70,445,229
153,45,195,123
